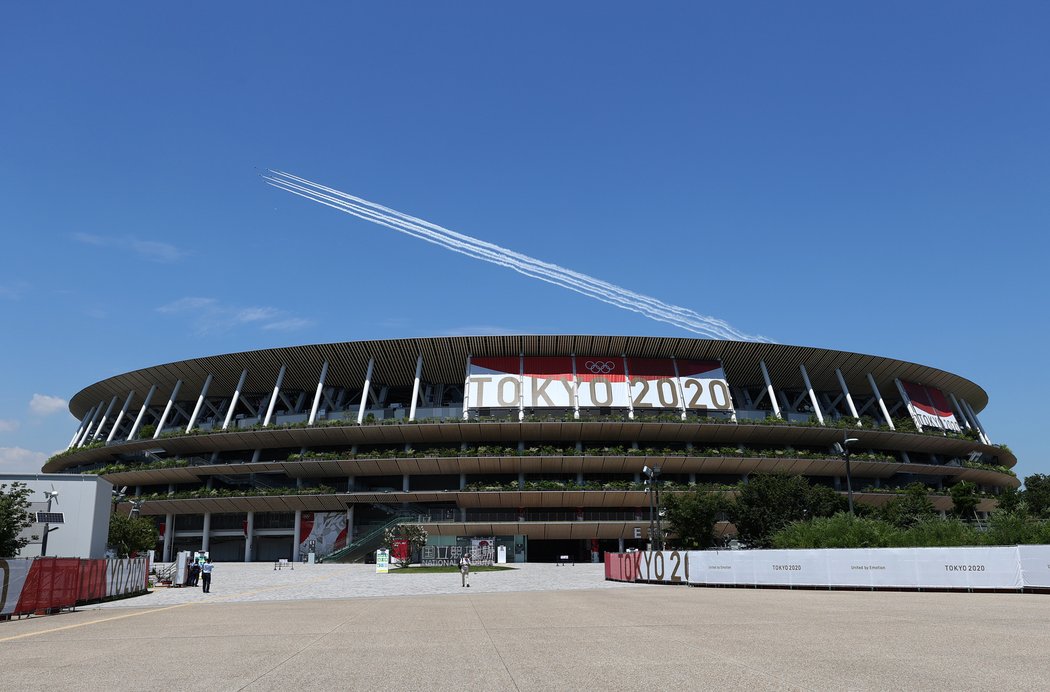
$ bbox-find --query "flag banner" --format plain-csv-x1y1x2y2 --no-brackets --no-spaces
901,381,963,432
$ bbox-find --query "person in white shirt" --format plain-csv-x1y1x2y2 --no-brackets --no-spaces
459,554,471,588
201,558,214,593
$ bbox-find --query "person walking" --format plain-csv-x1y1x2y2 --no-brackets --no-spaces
201,558,214,593
459,553,471,588
188,561,201,587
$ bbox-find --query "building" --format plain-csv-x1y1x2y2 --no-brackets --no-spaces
42,336,1016,563
3,473,112,559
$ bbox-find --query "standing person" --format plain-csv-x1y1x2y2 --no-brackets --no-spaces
189,560,201,587
201,558,214,593
459,553,471,588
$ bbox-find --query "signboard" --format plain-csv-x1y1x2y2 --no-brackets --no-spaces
376,549,390,573
900,380,963,433
421,542,496,567
299,511,348,557
466,355,733,413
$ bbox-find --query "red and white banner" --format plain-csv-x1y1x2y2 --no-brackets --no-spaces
299,511,348,556
466,356,733,413
1,557,149,617
901,381,962,432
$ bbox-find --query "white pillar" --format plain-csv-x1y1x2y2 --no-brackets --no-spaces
73,404,101,447
408,355,423,421
760,360,781,419
867,374,895,430
186,374,213,432
346,506,355,544
83,401,109,444
672,358,688,420
127,384,158,440
92,396,120,442
263,364,286,426
244,511,255,562
894,379,924,431
222,369,249,430
293,510,302,562
308,361,329,425
947,392,972,431
68,410,92,449
357,357,375,424
835,369,861,422
403,474,410,492
962,399,991,444
518,353,525,421
571,354,581,420
201,512,211,553
107,391,136,442
799,364,824,425
153,380,183,439
163,514,174,562
623,356,635,419
462,355,472,420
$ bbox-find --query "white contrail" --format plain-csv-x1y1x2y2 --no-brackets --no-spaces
264,170,770,342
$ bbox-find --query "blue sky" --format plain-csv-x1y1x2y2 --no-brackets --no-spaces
1,3,1047,478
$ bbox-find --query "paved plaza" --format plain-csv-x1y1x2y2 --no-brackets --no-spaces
2,563,1049,691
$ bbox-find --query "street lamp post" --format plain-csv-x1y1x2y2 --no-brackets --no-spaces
833,434,859,516
643,465,663,550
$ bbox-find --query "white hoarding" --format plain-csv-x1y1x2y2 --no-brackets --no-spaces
466,356,733,413
1018,545,1050,589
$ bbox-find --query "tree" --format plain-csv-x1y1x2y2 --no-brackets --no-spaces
727,475,847,548
663,490,725,549
771,513,900,549
994,486,1025,515
108,513,159,558
0,482,36,557
383,523,428,567
949,481,980,520
879,482,936,529
1022,474,1050,518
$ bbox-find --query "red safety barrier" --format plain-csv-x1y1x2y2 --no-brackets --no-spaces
15,558,80,614
77,559,108,603
604,552,640,582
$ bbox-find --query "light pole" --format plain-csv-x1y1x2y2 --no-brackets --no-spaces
643,465,662,550
39,489,60,556
833,434,859,516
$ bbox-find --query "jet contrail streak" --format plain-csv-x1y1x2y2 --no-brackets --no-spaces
264,170,770,342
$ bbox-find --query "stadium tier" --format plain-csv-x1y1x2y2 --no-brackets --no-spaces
45,336,1016,563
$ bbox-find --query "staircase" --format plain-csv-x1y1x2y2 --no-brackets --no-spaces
318,516,409,563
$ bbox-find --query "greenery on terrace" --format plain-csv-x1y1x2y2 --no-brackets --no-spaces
131,484,338,502
287,444,897,463
47,410,998,467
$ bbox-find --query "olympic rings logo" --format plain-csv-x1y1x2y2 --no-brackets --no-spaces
584,360,616,374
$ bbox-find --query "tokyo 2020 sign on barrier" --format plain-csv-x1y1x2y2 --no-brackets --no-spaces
606,546,1050,592
0,557,149,619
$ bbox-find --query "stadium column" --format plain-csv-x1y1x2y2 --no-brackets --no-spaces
518,352,525,421
408,354,423,421
127,384,158,440
672,358,688,421
799,364,825,425
346,506,354,545
759,360,782,419
92,396,120,442
293,510,301,562
835,369,862,423
106,391,136,442
202,512,211,554
163,514,174,562
946,392,974,433
79,400,106,444
244,511,255,562
67,408,93,448
403,474,410,492
153,380,182,439
74,403,103,447
962,399,991,444
357,357,375,424
894,379,925,432
866,374,895,430
185,374,213,432
222,369,249,430
623,356,635,420
571,353,581,420
263,364,286,426
462,355,472,420
308,360,329,425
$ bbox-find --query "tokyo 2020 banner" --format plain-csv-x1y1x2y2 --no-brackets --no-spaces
466,356,733,413
298,511,348,556
900,380,963,432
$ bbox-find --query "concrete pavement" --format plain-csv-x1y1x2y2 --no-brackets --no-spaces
2,564,1049,691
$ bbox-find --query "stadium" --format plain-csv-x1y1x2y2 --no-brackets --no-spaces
42,335,1017,563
